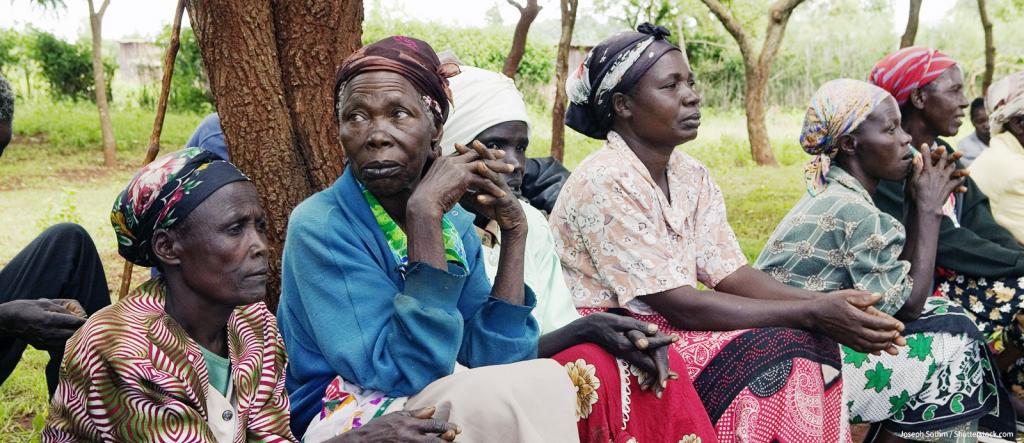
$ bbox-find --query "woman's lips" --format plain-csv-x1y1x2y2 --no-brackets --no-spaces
362,161,402,179
679,113,701,129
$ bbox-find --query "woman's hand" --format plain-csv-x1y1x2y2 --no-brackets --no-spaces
407,146,513,220
907,144,968,215
580,312,678,398
811,290,906,355
454,141,527,233
326,406,461,443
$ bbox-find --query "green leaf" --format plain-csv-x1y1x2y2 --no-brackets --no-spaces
842,347,869,368
906,333,933,361
864,361,893,393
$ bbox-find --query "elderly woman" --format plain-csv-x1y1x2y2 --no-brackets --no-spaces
870,49,1024,399
277,36,580,442
439,64,716,442
549,24,908,442
755,79,1012,441
971,71,1024,244
43,148,294,442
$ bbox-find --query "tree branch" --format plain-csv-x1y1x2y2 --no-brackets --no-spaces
760,0,806,71
98,0,111,18
698,0,756,62
506,0,525,13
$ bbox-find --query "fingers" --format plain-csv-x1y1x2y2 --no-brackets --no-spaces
470,140,506,161
624,329,649,350
863,306,905,332
642,334,679,350
652,345,670,398
469,165,507,200
409,406,437,420
852,306,904,332
844,291,882,310
43,311,88,330
417,418,460,438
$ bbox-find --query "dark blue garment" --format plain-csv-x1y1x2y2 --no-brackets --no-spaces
186,113,228,161
277,166,540,437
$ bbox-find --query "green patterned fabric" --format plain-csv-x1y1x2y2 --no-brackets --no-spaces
755,166,1008,433
359,183,467,271
200,345,231,397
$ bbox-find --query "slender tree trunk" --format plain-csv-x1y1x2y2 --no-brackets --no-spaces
502,0,540,79
978,0,995,93
550,0,577,162
701,0,803,166
900,0,923,48
186,0,360,309
87,0,117,167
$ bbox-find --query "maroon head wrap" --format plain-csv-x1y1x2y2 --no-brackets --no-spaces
334,36,461,124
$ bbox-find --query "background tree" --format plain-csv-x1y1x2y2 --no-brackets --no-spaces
87,0,117,166
550,0,578,162
699,0,807,166
900,0,923,48
185,0,362,309
503,0,541,79
978,0,995,92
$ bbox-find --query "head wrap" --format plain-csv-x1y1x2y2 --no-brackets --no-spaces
440,66,531,155
986,71,1024,135
565,23,681,139
111,147,250,267
801,79,892,196
869,47,958,105
335,36,461,124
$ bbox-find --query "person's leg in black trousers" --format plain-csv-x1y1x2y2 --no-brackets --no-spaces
0,223,110,396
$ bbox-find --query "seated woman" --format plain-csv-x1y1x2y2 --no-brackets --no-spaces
971,71,1024,245
550,24,910,442
43,148,295,441
755,79,1012,441
439,64,716,442
869,48,1024,397
277,36,582,443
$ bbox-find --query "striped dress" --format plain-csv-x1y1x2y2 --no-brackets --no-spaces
43,278,296,442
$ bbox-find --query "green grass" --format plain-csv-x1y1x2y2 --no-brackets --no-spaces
0,99,977,441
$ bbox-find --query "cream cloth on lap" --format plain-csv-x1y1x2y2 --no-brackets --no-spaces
440,65,531,155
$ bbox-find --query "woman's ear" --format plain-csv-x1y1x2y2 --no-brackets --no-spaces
429,120,444,161
836,134,858,159
909,88,927,111
152,229,182,268
612,92,632,120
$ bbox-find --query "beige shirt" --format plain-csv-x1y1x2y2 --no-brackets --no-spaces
550,131,746,314
970,132,1024,244
205,382,238,443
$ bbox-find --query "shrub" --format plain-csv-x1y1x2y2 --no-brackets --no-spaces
26,30,115,103
158,26,213,113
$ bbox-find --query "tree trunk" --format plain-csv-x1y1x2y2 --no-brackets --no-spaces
186,0,360,310
744,64,776,166
978,0,995,93
502,0,540,79
550,0,578,162
700,0,803,166
88,0,117,167
900,0,922,48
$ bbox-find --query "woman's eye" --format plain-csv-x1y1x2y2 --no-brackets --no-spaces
348,113,365,122
395,109,410,118
255,219,268,233
226,224,243,235
663,82,677,90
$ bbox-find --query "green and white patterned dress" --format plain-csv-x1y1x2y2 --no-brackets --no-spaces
755,166,1011,435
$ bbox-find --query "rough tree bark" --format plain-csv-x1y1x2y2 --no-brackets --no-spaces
186,0,362,309
900,0,923,48
978,0,995,92
502,0,541,79
700,0,807,166
87,0,117,166
550,0,578,162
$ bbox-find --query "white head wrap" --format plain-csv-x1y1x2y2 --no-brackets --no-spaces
440,66,531,155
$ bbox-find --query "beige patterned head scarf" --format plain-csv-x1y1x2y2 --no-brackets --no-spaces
986,71,1024,134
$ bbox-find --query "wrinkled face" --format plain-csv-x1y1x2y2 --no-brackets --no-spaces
971,106,991,140
472,121,528,196
851,97,914,182
618,51,702,146
0,120,11,157
169,181,269,306
917,67,969,137
337,71,441,199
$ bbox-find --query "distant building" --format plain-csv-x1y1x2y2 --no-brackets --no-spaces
117,41,162,86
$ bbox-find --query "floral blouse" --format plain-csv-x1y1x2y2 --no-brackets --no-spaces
550,131,746,314
755,166,912,315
